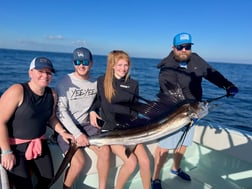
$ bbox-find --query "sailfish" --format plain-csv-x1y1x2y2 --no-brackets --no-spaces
88,91,208,147
48,89,211,187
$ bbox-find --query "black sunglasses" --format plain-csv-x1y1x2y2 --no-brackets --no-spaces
73,60,90,66
175,45,192,51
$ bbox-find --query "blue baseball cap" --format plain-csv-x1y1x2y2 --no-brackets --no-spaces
173,32,194,46
73,47,93,62
29,57,55,73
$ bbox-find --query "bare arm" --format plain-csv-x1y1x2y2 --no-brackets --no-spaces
48,89,75,143
0,84,23,170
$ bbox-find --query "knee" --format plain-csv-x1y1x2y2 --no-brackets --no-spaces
125,156,137,173
102,145,111,158
97,146,111,161
140,156,150,168
157,146,168,156
139,158,151,173
70,152,85,170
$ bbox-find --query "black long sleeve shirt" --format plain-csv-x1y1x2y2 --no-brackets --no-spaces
158,51,235,101
91,75,139,130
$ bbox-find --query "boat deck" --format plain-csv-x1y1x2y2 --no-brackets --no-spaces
49,142,251,189
73,142,251,189
48,125,252,189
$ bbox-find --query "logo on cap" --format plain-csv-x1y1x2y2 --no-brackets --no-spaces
76,51,85,58
179,34,190,41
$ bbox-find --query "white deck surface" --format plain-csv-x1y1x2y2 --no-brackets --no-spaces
48,125,252,189
69,143,251,189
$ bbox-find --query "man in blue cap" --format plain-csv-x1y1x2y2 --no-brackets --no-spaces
151,32,238,189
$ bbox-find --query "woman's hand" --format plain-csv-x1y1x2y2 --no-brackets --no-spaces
89,111,103,128
1,152,16,171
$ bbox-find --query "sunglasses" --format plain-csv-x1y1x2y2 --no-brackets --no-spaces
175,45,192,51
73,60,90,66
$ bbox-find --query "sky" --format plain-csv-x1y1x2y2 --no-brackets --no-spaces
1,0,252,64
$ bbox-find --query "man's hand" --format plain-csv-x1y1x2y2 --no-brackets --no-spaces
226,86,239,97
76,133,90,147
60,131,76,144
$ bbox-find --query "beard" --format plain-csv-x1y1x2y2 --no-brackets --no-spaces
174,52,191,62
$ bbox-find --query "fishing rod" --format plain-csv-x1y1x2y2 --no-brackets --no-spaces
176,94,228,149
206,94,227,103
127,89,228,105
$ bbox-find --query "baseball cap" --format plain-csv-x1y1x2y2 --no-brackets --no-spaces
173,32,194,46
73,47,93,62
29,57,55,73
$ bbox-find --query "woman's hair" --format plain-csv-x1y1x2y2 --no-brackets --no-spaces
104,50,130,103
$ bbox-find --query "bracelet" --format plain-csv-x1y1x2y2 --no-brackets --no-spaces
1,149,13,156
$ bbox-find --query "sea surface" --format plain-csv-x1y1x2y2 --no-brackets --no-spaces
0,48,251,132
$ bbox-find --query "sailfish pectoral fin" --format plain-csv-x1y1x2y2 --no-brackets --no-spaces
125,145,137,158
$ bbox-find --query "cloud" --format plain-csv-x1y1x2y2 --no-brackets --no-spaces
47,35,64,40
72,40,87,46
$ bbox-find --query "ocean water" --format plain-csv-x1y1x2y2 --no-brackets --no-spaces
0,48,251,131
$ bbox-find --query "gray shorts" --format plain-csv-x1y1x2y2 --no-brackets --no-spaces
158,125,195,149
57,123,101,153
